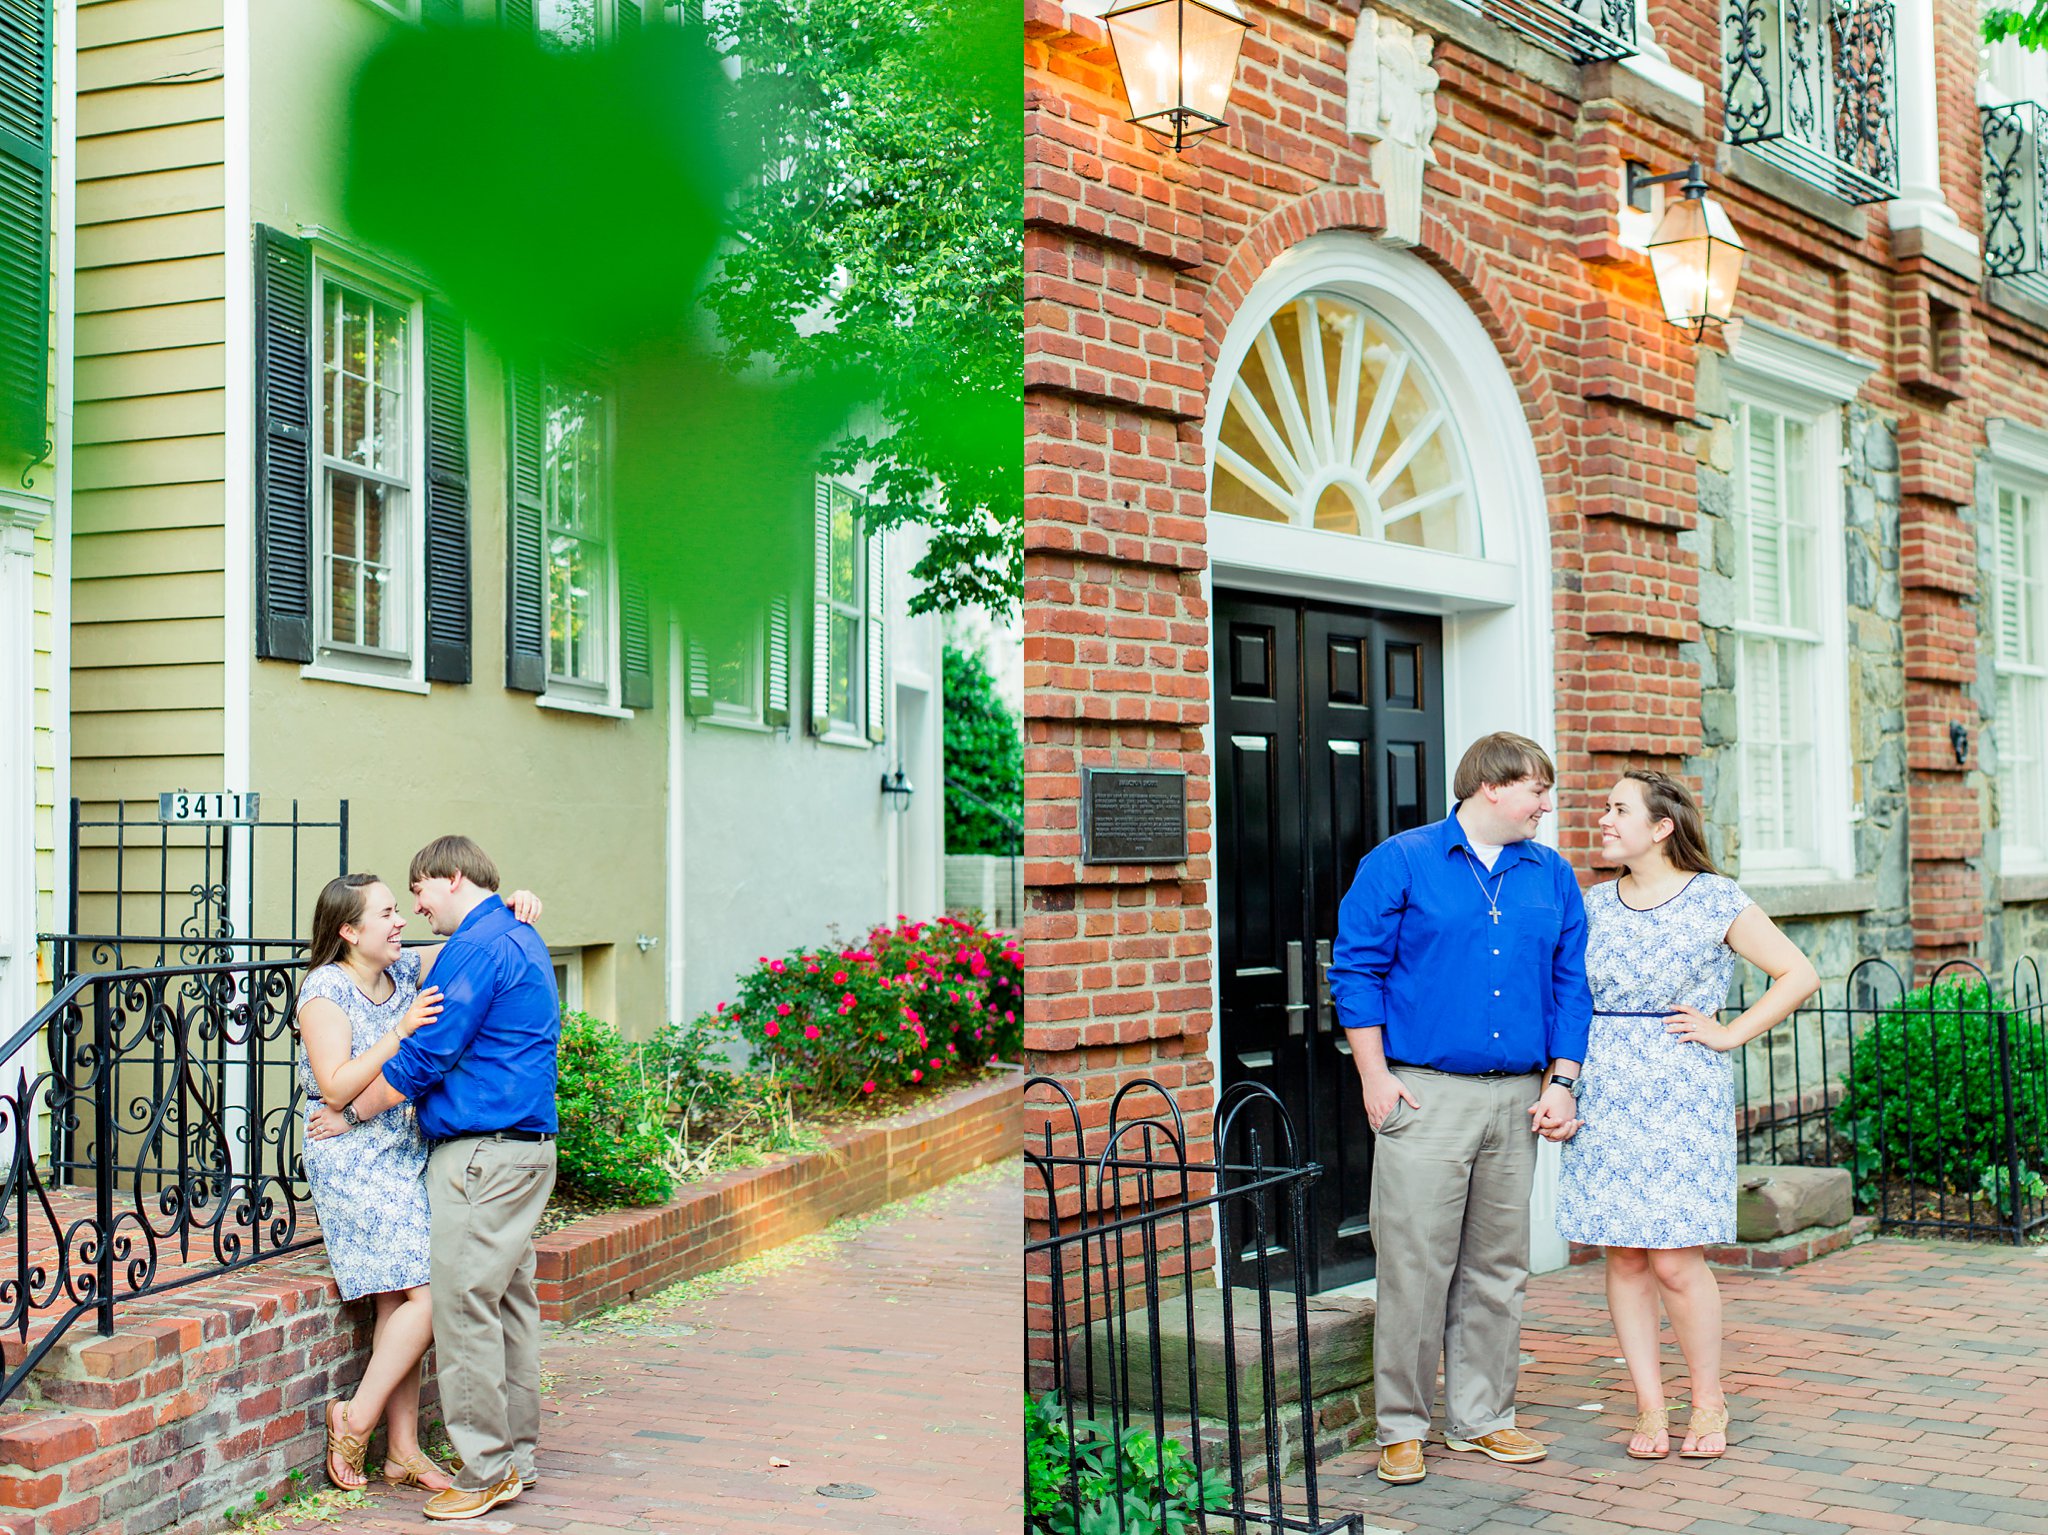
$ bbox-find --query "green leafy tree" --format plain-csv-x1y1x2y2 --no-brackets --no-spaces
700,0,1021,618
1986,4,2048,47
943,643,1022,854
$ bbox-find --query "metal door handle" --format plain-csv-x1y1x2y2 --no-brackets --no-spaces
1316,939,1334,1033
1284,940,1307,1036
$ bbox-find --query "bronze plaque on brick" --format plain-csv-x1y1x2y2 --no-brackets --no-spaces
1082,769,1188,864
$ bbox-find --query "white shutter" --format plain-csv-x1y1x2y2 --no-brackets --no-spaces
1742,404,1784,627
684,635,713,717
810,477,833,734
864,524,887,745
765,595,791,726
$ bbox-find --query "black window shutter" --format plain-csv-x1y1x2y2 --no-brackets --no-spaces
423,0,463,23
422,302,471,684
620,574,653,710
504,368,547,692
497,0,534,26
617,0,642,26
0,0,52,469
254,225,314,663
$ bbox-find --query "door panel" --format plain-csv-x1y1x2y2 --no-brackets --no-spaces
1217,591,1445,1293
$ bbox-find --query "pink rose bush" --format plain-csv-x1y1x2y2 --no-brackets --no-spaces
716,915,1023,1101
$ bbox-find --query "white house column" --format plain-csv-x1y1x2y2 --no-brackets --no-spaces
1890,0,1980,276
0,494,52,1129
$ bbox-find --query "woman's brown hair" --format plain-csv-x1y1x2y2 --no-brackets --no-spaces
1621,769,1719,876
305,873,382,975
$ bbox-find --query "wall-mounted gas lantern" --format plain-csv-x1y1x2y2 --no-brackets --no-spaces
1102,0,1252,153
1627,161,1746,339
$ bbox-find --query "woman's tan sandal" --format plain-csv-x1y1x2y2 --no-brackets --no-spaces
1625,1407,1670,1460
384,1450,450,1489
324,1399,370,1490
1680,1404,1730,1460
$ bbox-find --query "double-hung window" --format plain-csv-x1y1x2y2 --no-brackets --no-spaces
687,600,793,728
1992,479,2048,868
811,477,886,746
314,272,423,680
542,381,610,695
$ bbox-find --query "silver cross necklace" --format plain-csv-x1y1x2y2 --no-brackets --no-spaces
1460,849,1507,924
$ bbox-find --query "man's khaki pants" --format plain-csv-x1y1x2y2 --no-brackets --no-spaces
427,1134,558,1491
1369,1067,1539,1446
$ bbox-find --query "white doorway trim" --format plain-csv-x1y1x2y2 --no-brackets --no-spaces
1198,232,1569,1276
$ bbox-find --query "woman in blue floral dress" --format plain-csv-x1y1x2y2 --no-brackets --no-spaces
1556,771,1816,1462
296,873,540,1492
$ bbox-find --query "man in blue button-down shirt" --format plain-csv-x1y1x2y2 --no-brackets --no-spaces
1329,732,1592,1487
330,835,560,1521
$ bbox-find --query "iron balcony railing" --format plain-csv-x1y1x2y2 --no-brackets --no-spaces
1983,100,2048,302
0,958,316,1405
1478,0,1637,64
1024,1076,1362,1535
1723,0,1899,205
1731,955,2048,1243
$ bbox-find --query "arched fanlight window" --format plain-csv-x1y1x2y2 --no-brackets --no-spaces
1213,293,1478,554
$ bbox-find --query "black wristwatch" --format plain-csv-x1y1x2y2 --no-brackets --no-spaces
341,1104,362,1129
1548,1074,1579,1096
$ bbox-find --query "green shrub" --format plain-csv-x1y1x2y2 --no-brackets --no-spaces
1024,1393,1230,1535
715,914,1022,1102
1833,979,2048,1195
556,1010,675,1205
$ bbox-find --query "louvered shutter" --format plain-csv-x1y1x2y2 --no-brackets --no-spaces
254,226,315,663
498,0,534,27
864,524,886,744
620,574,653,709
1997,488,2027,666
617,0,642,26
423,0,463,22
0,0,52,467
810,477,833,734
685,636,713,716
504,369,547,692
1741,404,1783,628
764,595,791,726
421,304,472,683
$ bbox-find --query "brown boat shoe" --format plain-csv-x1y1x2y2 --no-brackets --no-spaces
1446,1426,1547,1463
1376,1439,1426,1484
422,1474,523,1522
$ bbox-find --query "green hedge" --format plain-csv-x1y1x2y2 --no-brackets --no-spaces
1833,978,2048,1195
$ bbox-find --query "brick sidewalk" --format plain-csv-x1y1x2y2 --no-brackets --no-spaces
1315,1239,2048,1535
260,1161,1020,1535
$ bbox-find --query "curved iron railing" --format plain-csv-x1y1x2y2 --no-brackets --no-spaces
0,958,316,1404
1731,953,2048,1242
1023,1075,1361,1535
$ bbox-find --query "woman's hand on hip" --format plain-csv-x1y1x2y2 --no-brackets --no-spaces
1666,1006,1737,1051
398,986,443,1039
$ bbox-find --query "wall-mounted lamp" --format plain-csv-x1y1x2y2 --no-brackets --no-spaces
1102,0,1251,153
880,766,916,814
1626,161,1745,339
1949,722,1970,767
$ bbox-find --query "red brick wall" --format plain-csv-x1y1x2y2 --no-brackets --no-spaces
1024,0,2045,1149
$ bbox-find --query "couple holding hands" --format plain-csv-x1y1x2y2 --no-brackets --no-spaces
1330,732,1819,1481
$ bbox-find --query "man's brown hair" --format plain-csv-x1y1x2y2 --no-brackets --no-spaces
408,834,500,893
1451,732,1556,801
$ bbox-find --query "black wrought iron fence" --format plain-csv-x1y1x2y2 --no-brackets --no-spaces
0,958,314,1404
1024,1076,1362,1535
1730,955,2048,1242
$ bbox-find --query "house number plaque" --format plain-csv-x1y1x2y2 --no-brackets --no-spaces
1082,769,1188,865
158,791,261,825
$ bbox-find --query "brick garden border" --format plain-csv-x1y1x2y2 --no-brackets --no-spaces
536,1067,1024,1323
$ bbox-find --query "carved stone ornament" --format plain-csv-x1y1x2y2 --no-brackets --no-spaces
1345,8,1440,247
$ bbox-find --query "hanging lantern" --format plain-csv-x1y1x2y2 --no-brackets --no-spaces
1631,162,1747,338
1102,0,1251,153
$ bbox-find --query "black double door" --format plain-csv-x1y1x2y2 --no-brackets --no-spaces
1216,592,1446,1292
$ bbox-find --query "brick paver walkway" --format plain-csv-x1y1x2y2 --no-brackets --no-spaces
1316,1239,2048,1535
263,1161,1020,1535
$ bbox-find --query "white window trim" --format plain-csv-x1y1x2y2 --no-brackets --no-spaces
1724,325,1868,885
703,610,769,729
539,379,624,711
818,479,871,749
1984,420,2048,874
304,258,428,691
